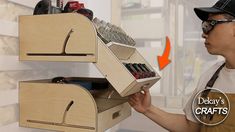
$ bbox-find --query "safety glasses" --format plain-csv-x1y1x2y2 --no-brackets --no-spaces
202,19,235,34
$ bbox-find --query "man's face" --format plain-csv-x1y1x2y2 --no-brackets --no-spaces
202,14,235,55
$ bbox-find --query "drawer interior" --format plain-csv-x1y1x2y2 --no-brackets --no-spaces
48,77,129,113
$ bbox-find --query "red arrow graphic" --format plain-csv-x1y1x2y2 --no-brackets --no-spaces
157,36,171,70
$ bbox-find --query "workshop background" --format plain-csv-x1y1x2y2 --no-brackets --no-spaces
0,0,222,131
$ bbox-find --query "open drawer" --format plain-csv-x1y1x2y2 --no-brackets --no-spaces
95,39,160,97
19,78,131,132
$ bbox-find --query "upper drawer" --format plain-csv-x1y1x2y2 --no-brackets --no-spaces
19,13,97,62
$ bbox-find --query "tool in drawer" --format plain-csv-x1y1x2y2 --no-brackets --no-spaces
123,63,156,79
33,0,51,15
33,0,93,20
63,1,93,20
33,0,62,15
123,63,142,79
50,76,119,99
51,76,109,90
93,18,136,46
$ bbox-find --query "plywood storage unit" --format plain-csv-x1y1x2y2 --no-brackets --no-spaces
19,13,160,132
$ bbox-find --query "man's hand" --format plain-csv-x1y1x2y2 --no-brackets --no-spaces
128,88,151,114
128,88,200,132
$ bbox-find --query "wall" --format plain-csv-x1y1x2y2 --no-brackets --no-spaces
0,0,110,131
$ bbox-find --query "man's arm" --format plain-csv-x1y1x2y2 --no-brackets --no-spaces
143,105,199,132
128,89,200,132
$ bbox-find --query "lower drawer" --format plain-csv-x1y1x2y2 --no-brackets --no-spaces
97,102,131,132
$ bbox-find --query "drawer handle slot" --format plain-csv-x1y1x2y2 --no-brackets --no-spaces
112,111,120,119
141,83,150,89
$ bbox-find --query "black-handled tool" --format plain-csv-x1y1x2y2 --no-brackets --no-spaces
33,0,50,15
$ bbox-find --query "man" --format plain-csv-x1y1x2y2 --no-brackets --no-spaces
128,0,235,131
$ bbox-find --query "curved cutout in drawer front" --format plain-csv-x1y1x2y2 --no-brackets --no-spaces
95,39,161,97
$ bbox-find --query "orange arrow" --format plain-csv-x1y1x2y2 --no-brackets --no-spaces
157,36,171,70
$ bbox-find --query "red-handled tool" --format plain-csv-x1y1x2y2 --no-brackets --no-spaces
63,1,93,20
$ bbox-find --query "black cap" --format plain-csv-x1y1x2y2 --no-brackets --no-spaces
194,0,235,20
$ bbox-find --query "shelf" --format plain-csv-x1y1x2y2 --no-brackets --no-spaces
122,7,162,16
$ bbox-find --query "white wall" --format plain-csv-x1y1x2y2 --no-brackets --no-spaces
0,0,110,131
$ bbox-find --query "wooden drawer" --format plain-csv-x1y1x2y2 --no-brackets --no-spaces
95,39,160,97
98,102,131,132
19,78,131,132
19,13,97,62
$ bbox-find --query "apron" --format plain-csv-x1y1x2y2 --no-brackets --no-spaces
200,63,235,132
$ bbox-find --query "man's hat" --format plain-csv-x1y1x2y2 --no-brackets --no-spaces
194,0,235,20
